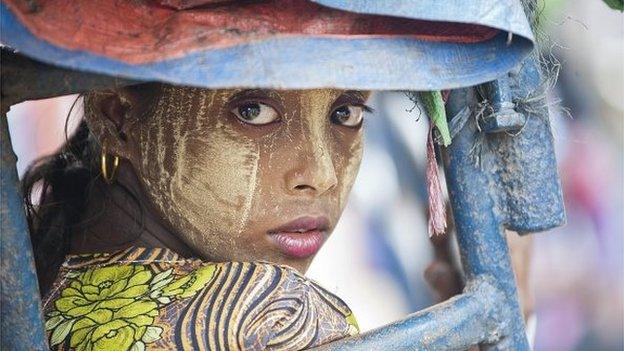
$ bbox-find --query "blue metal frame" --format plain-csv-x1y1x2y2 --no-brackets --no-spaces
1,112,49,351
0,60,566,351
314,57,565,350
0,61,565,351
443,88,530,350
0,1,566,349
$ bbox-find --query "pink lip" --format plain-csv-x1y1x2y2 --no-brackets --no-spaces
268,216,330,259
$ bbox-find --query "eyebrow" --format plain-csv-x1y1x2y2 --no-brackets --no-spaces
343,90,366,101
230,89,369,109
230,89,278,99
228,89,286,106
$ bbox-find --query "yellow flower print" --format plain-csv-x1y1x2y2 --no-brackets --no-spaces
162,265,216,298
46,264,216,350
54,265,152,318
67,301,160,351
47,265,159,350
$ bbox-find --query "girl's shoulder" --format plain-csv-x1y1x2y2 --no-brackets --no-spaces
42,247,358,351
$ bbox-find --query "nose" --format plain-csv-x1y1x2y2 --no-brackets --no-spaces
285,137,338,197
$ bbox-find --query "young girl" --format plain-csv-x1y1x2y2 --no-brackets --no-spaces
27,85,372,350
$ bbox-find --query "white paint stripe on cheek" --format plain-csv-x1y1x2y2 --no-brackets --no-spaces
211,113,260,237
339,137,363,209
238,146,260,235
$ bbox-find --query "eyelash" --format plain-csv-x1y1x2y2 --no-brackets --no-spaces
330,103,373,128
228,96,373,127
229,98,284,126
352,103,374,113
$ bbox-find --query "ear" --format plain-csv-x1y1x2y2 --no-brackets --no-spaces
84,88,142,164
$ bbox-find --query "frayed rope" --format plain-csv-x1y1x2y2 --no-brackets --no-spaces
426,124,447,237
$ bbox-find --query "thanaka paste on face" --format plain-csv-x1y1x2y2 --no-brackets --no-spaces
138,87,259,254
95,85,367,272
296,90,364,211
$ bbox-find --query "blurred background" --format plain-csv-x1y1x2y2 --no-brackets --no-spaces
6,0,623,349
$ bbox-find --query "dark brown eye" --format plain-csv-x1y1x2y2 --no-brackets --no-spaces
239,103,260,120
231,102,279,125
331,105,364,127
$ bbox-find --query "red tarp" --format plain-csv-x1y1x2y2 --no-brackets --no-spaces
4,0,498,64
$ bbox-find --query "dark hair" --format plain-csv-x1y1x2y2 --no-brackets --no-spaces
22,84,162,294
22,115,99,294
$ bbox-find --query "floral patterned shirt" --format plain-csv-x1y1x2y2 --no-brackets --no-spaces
43,247,358,351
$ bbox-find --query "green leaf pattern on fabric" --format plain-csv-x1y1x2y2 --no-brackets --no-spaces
45,264,216,351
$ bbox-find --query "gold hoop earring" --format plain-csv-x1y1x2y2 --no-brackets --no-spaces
101,147,119,184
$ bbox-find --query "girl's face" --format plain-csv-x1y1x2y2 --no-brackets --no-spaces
129,86,370,272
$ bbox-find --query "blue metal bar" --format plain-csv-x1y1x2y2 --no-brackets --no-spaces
1,111,48,350
444,88,530,350
495,58,566,234
314,277,507,350
1,48,137,107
